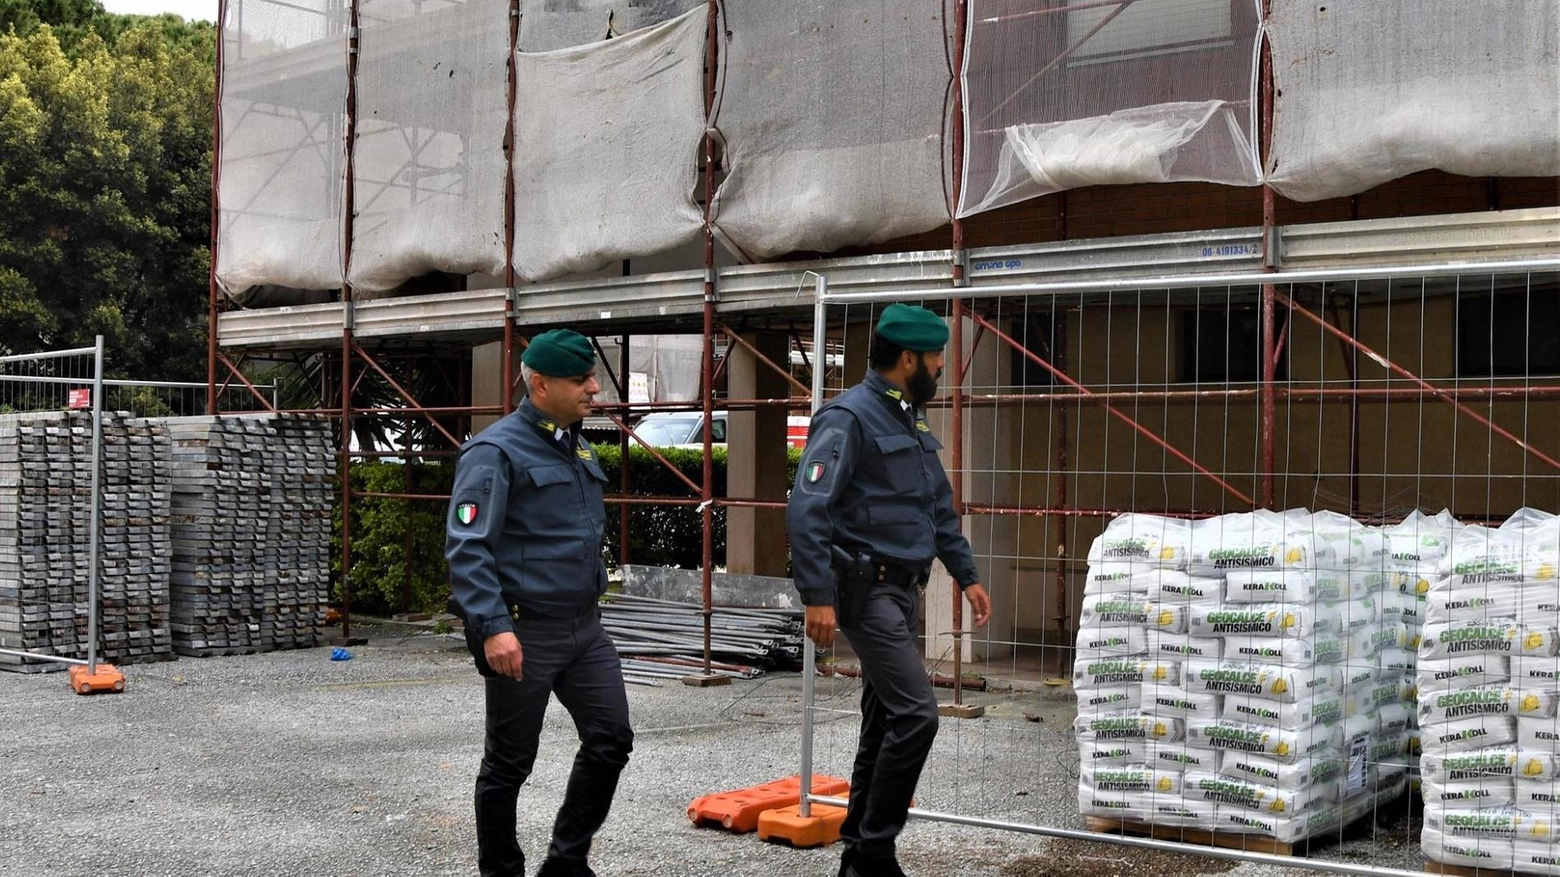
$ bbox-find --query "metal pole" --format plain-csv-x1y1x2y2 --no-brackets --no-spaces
619,335,631,566
87,335,104,673
949,299,966,707
208,0,226,416
799,273,827,819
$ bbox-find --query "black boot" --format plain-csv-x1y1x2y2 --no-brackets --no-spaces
836,845,855,877
844,852,908,877
536,858,596,877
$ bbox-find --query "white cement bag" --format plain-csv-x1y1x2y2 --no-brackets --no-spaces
1215,804,1343,842
1079,595,1154,629
1221,693,1345,731
1079,739,1147,765
1223,570,1318,604
1221,632,1344,667
1377,702,1414,736
1518,716,1560,751
1088,514,1189,567
1142,686,1222,720
1142,631,1221,661
1423,715,1518,755
1518,626,1560,658
1186,718,1341,762
1183,770,1331,813
1143,742,1220,773
1184,659,1340,703
1188,604,1334,639
1378,589,1419,624
1421,827,1515,870
1083,562,1156,596
1512,840,1560,876
1147,571,1223,605
1514,655,1560,684
1079,686,1143,712
1351,622,1410,659
1375,647,1417,679
1079,764,1185,796
1076,627,1148,657
1133,798,1219,827
1423,774,1516,808
1073,656,1179,690
1421,686,1524,724
1420,620,1521,659
1384,511,1456,569
1219,750,1345,793
1421,655,1511,693
1428,806,1560,843
1372,730,1413,762
1076,786,1139,818
1076,710,1185,743
1327,596,1381,632
1427,588,1524,626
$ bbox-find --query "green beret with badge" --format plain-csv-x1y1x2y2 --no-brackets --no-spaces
874,303,950,352
522,329,596,377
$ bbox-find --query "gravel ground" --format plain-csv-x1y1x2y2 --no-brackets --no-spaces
0,624,1422,877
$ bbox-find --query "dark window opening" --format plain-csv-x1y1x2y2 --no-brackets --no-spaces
1010,315,1059,387
1179,308,1287,383
1457,292,1560,378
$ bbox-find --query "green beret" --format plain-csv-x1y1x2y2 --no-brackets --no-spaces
875,303,949,352
522,329,596,377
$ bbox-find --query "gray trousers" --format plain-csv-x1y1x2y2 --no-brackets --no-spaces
466,608,633,877
838,583,939,860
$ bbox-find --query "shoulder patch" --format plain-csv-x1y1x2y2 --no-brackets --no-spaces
916,419,931,433
805,461,826,483
455,502,479,526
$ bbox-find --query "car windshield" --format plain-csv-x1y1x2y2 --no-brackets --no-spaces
634,416,699,446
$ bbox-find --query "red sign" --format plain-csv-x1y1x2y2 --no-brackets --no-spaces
67,389,91,409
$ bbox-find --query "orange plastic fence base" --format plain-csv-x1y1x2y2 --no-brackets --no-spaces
68,664,125,695
687,775,850,833
756,801,848,848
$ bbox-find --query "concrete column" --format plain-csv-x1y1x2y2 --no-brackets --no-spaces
471,341,505,434
726,332,791,576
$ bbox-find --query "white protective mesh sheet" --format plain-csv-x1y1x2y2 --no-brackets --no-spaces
959,0,1262,218
348,0,510,296
710,1,953,261
1267,0,1560,202
512,9,706,283
518,0,702,52
215,0,349,299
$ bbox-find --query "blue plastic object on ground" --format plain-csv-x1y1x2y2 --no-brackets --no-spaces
330,647,353,661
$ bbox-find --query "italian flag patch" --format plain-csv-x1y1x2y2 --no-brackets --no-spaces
805,462,825,483
456,502,479,525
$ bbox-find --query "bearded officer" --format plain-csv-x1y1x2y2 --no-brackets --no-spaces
446,328,632,877
786,303,993,877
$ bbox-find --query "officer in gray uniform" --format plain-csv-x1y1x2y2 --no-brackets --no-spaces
446,329,633,877
787,303,993,877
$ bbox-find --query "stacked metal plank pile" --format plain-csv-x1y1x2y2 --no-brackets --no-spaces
0,411,173,670
599,593,806,681
164,415,334,656
98,416,174,663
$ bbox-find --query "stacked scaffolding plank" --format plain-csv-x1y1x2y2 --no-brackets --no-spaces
164,415,334,656
0,411,173,671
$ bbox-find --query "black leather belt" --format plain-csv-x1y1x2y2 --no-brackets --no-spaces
870,558,930,588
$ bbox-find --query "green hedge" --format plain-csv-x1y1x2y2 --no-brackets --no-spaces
333,446,803,615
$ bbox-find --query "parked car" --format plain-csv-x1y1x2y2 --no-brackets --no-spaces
632,410,809,449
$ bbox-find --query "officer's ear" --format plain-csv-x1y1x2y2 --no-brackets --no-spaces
899,349,919,373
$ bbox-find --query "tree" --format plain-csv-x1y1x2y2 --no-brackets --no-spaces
0,12,214,382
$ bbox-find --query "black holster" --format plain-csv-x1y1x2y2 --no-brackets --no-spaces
831,545,872,629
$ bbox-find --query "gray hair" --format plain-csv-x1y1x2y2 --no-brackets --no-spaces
519,363,539,394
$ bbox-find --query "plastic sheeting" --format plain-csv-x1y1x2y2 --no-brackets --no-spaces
1267,0,1560,202
512,9,707,283
348,0,510,296
518,0,702,52
710,1,953,262
959,0,1262,218
215,0,349,300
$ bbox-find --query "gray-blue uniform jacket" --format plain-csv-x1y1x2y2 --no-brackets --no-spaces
445,399,609,638
786,370,980,607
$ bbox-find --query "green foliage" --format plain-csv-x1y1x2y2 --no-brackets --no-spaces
332,461,454,617
593,443,804,571
0,9,214,381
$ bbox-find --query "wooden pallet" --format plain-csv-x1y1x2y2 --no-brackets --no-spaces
1085,816,1299,856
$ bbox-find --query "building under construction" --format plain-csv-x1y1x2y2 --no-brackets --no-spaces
209,0,1559,666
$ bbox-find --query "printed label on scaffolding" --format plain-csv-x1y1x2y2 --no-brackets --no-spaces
67,389,90,409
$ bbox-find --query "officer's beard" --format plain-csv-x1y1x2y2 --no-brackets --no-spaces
907,357,940,407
